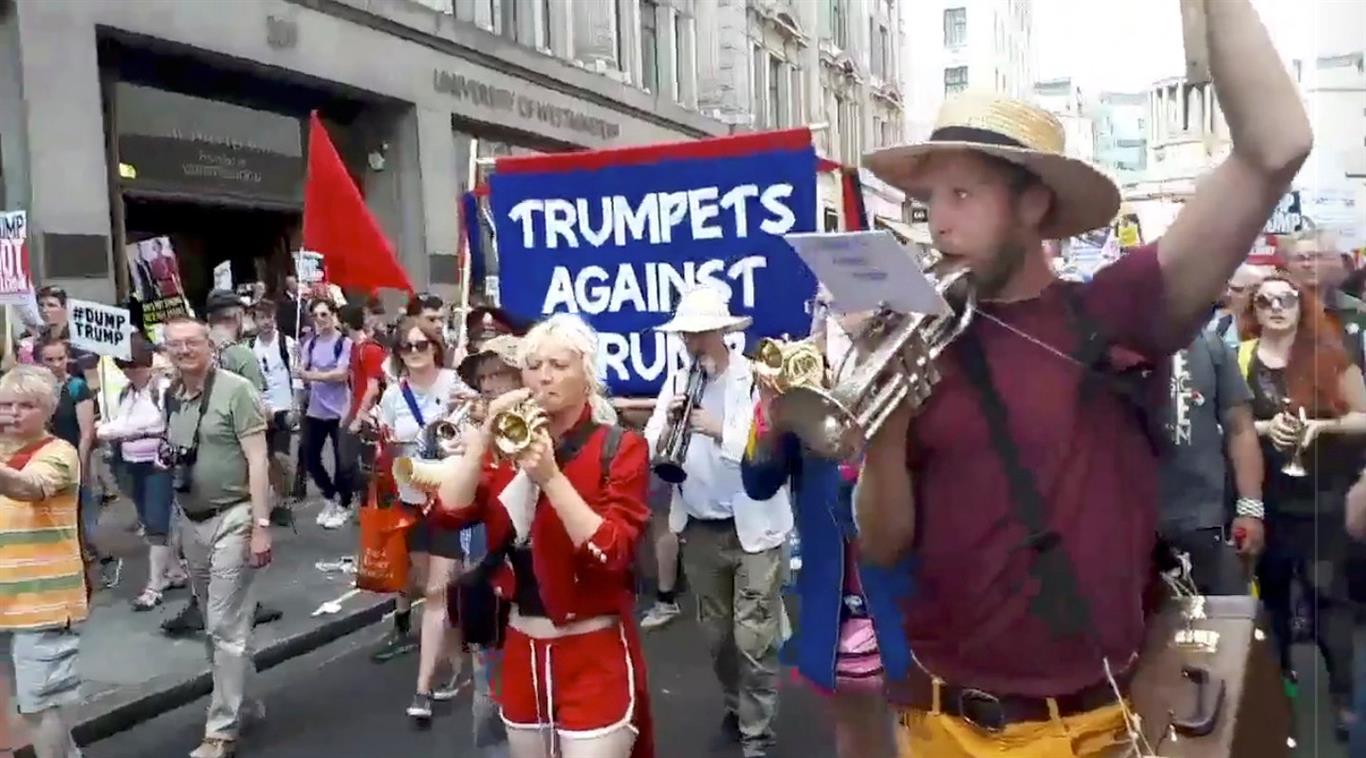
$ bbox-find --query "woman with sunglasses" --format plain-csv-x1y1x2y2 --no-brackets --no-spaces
375,316,475,722
435,314,653,758
1238,272,1366,738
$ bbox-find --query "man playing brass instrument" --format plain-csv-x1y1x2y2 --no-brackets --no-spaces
853,1,1312,754
642,286,792,758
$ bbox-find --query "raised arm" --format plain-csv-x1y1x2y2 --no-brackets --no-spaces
1156,0,1313,344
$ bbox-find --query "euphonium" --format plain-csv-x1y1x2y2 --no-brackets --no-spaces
651,359,707,484
753,337,826,394
392,455,458,493
490,397,548,459
771,261,977,459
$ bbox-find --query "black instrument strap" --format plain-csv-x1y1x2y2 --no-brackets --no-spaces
165,370,218,450
955,329,1097,643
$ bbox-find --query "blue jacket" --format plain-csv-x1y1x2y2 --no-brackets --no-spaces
741,430,913,691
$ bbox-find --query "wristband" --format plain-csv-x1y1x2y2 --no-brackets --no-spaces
1235,497,1265,520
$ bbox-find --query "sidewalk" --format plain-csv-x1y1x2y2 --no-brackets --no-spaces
8,495,395,753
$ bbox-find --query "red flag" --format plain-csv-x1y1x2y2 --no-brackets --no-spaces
302,112,413,294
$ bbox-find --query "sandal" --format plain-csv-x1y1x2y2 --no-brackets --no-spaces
131,587,163,612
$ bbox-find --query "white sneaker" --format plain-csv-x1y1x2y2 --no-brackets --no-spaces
315,500,338,526
639,601,681,631
321,506,350,530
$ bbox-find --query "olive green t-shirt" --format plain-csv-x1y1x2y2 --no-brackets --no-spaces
218,343,267,393
166,370,268,515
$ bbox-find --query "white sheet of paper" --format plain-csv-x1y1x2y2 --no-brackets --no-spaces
785,231,948,316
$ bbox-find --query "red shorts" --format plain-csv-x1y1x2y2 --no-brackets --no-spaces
499,622,637,735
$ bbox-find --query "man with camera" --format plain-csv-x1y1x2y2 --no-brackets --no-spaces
162,317,273,758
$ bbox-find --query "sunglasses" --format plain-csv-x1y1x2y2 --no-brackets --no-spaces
1254,291,1300,310
311,310,334,319
399,339,433,354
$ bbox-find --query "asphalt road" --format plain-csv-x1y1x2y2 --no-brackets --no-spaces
82,608,1351,758
88,608,834,758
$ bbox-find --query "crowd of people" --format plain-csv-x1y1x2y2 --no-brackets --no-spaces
0,2,1360,757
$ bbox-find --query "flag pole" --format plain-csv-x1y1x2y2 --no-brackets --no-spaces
453,139,479,361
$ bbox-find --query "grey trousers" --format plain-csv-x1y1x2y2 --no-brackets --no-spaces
178,503,258,741
682,520,785,756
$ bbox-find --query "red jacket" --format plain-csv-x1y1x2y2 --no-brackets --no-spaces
432,417,657,758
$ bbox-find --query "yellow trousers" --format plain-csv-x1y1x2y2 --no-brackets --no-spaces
895,702,1132,757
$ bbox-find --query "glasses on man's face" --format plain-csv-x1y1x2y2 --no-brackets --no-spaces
399,339,433,354
1254,291,1300,311
165,338,208,352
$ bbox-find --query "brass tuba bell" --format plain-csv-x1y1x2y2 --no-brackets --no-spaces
491,397,548,459
753,337,827,394
771,261,977,459
392,455,458,493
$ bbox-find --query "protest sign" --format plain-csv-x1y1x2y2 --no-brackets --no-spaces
0,211,34,305
213,260,233,292
296,250,325,284
1264,191,1303,235
488,129,819,396
69,299,133,361
126,236,189,332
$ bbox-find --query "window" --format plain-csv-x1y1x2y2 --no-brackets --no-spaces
541,0,552,49
753,45,767,128
790,67,804,125
768,55,783,128
872,117,882,148
614,0,625,70
641,0,659,93
832,0,848,48
823,207,840,232
879,24,891,79
500,0,518,41
673,14,685,101
944,7,966,48
944,66,968,95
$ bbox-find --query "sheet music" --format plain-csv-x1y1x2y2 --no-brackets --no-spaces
784,231,948,316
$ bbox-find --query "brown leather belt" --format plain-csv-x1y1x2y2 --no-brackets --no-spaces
895,666,1131,733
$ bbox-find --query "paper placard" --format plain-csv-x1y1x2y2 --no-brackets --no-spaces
784,230,948,316
0,211,33,306
213,260,233,292
69,299,133,360
296,250,325,284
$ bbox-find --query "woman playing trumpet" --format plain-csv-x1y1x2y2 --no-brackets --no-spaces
373,316,477,722
435,314,654,758
1237,272,1366,736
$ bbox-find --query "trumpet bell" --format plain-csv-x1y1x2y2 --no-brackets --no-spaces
393,456,457,493
491,400,548,458
769,388,866,460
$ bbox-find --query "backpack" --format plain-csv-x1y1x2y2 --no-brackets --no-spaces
252,333,291,374
303,334,348,371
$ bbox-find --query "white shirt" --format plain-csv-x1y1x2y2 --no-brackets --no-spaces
98,383,166,463
378,369,468,504
644,348,793,553
251,330,297,414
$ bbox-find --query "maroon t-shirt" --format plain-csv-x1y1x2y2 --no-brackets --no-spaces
902,244,1175,698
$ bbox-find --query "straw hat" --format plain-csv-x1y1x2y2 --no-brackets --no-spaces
654,286,751,334
457,334,522,387
864,92,1120,239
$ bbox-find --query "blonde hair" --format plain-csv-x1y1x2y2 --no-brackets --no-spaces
0,365,59,415
519,314,617,425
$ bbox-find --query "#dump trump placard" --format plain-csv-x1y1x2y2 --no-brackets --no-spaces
488,129,819,396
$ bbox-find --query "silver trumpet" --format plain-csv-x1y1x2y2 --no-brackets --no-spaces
771,262,977,459
1280,403,1309,478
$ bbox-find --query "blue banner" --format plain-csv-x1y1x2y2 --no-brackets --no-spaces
489,132,819,396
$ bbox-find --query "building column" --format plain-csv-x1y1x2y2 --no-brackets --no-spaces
13,2,115,301
414,107,461,298
572,0,620,71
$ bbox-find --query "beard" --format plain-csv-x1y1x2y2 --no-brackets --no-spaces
974,242,1029,299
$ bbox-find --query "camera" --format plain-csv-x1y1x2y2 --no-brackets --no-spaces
158,441,199,494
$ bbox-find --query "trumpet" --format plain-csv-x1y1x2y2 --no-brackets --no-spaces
1280,403,1309,478
753,338,827,394
652,359,707,484
490,397,548,459
392,455,458,494
771,261,977,459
